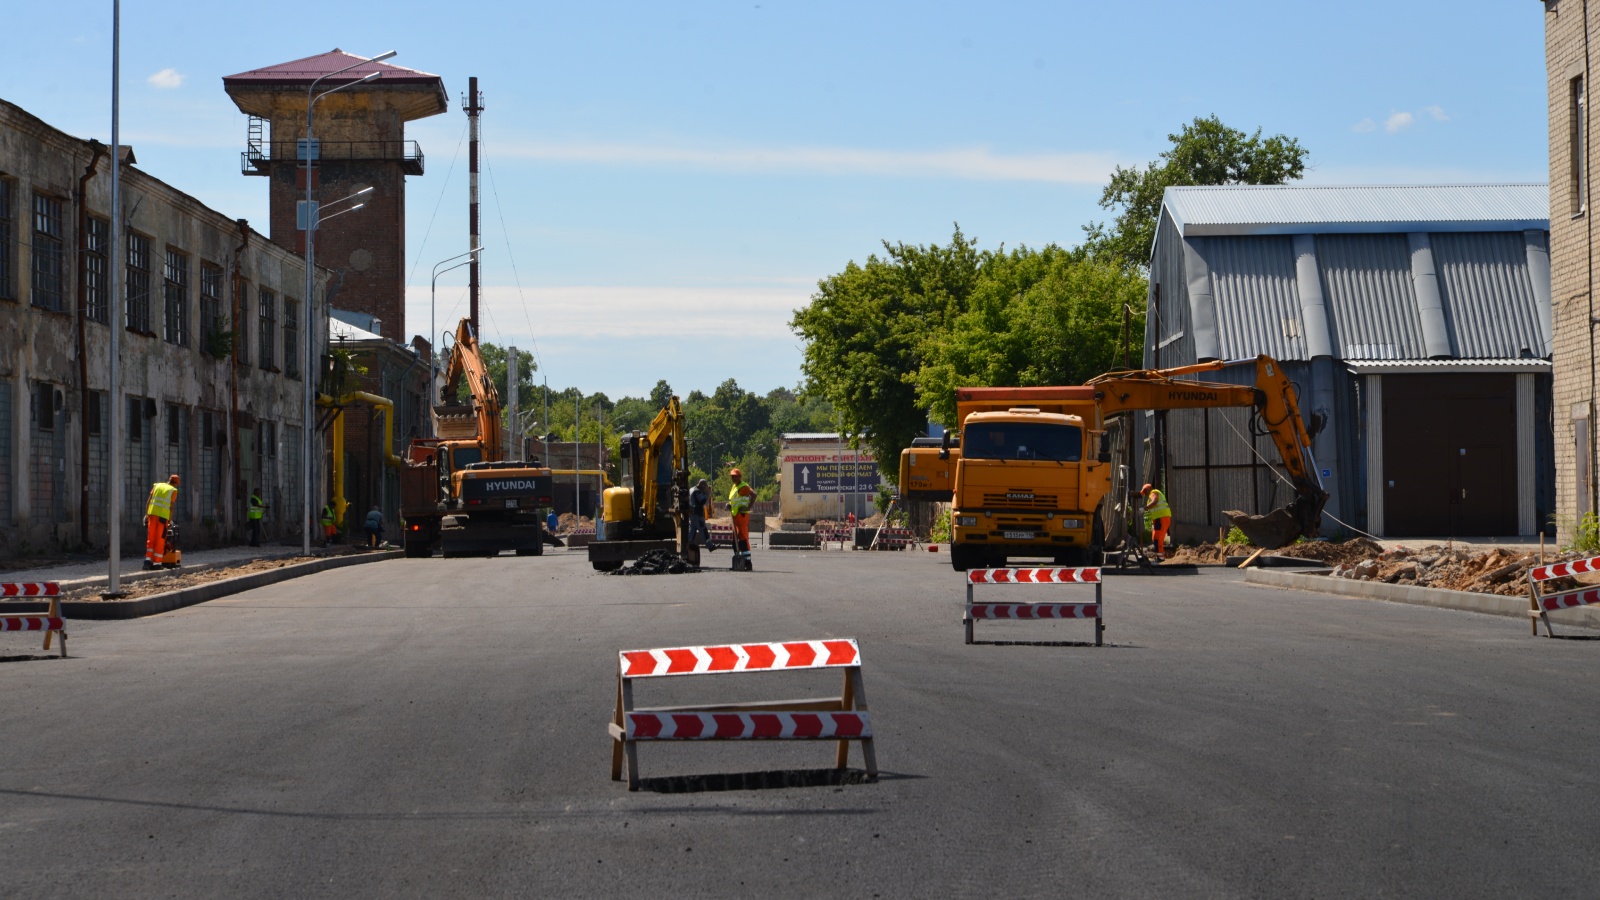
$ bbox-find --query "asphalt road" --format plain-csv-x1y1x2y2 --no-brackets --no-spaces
3,548,1598,898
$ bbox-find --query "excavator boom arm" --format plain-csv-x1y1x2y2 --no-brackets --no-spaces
1090,355,1326,546
440,319,502,462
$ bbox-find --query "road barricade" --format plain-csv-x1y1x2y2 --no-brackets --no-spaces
868,527,915,550
1526,555,1600,637
0,582,65,657
609,638,877,790
964,567,1102,646
816,527,851,549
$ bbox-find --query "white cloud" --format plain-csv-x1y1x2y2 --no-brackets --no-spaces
493,139,1117,185
1422,104,1449,122
1384,111,1414,133
406,284,809,345
147,68,184,89
1352,118,1377,134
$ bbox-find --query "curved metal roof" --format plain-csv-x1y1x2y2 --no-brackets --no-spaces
1162,184,1549,237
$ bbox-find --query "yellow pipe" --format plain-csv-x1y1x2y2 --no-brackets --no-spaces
317,392,405,527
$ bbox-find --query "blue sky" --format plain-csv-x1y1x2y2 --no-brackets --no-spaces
3,1,1549,400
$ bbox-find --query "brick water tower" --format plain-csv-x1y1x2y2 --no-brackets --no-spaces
223,50,448,342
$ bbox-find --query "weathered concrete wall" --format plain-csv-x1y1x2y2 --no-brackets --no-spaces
0,99,328,558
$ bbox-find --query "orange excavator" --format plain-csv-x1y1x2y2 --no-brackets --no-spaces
399,318,557,557
902,355,1329,570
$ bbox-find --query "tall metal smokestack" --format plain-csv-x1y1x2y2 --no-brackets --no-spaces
466,76,482,333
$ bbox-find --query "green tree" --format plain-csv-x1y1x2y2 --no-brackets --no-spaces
1084,115,1309,266
791,226,983,476
915,246,1146,427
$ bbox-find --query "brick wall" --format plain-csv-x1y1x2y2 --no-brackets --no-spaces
1547,0,1597,539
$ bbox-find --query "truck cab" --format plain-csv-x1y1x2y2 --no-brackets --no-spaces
949,409,1105,570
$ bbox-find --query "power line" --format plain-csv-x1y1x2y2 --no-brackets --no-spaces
405,119,469,288
480,126,545,377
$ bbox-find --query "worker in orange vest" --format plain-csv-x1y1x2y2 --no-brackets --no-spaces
144,475,180,569
727,468,756,571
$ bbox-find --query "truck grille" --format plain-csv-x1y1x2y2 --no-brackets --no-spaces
983,492,1057,508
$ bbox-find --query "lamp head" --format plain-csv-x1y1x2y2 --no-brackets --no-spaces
369,50,398,62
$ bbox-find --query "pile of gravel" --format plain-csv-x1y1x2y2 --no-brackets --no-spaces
606,549,701,576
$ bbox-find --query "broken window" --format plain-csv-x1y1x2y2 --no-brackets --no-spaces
164,248,189,346
126,233,151,333
200,262,223,351
258,287,276,370
31,192,65,311
86,217,109,324
31,382,63,520
0,178,13,301
283,298,299,378
234,278,249,365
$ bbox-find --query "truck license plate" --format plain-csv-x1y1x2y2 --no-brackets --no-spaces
1003,530,1033,540
504,499,519,509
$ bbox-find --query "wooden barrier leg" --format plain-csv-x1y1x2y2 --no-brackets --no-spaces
610,677,626,782
1528,586,1540,637
620,678,641,791
1094,581,1104,647
849,666,878,779
42,598,58,652
964,583,974,645
1541,610,1556,638
836,668,855,769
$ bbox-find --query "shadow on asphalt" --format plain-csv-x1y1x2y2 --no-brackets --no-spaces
635,767,900,794
969,639,1138,648
1548,634,1600,641
1102,564,1202,576
0,654,67,664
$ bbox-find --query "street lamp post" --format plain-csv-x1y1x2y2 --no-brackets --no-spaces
429,248,481,422
301,49,395,556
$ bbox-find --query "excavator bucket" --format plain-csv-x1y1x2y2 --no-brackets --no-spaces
1224,507,1306,550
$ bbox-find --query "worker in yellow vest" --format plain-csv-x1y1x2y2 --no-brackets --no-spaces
727,468,756,571
247,489,267,547
144,475,180,569
1142,482,1172,560
320,501,339,547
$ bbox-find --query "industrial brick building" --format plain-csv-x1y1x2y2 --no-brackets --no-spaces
224,50,445,534
1144,184,1553,541
1542,1,1600,538
0,97,328,556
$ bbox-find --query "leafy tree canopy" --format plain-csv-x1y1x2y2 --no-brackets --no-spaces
1084,115,1308,266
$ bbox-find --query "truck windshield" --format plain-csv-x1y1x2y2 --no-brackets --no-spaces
961,423,1082,462
452,447,483,468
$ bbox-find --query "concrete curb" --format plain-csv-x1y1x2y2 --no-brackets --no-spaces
1243,567,1600,631
6,551,403,620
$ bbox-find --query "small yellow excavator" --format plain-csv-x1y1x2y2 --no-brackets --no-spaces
588,396,696,571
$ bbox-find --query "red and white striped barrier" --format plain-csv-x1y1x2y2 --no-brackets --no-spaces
870,527,916,550
816,527,851,549
622,639,859,677
1,582,59,598
0,583,66,656
968,567,1100,584
625,711,870,740
609,637,877,790
964,567,1103,646
1526,555,1600,637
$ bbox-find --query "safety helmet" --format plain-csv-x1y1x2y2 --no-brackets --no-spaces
169,474,181,485
696,478,709,488
1140,483,1153,494
730,468,742,479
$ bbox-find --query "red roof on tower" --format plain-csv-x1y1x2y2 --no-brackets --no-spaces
223,49,448,114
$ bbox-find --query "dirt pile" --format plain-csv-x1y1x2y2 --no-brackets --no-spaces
62,550,368,601
604,549,700,576
556,513,594,533
1165,537,1569,598
1326,545,1553,596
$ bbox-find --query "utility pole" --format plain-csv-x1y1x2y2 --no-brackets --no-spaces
507,346,519,461
575,398,581,518
466,76,482,334
542,377,550,468
108,0,122,592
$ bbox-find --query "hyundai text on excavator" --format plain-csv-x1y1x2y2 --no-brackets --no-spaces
900,355,1329,571
588,395,698,571
399,319,557,558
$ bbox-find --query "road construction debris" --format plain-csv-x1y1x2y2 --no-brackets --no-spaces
1168,537,1581,598
605,549,701,576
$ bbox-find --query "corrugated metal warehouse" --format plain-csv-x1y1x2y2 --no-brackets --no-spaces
1144,184,1553,540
